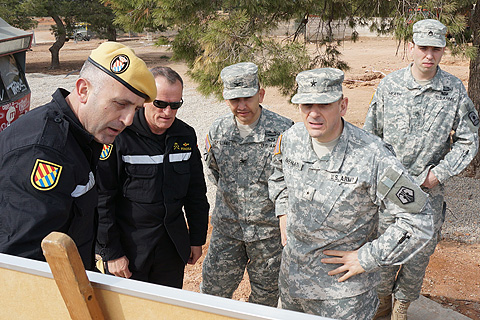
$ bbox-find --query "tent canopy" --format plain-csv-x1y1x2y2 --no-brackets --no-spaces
0,17,33,56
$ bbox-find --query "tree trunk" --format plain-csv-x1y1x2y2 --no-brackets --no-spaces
106,25,117,41
48,14,66,69
464,2,480,178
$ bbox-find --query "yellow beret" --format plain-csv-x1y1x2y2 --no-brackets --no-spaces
88,42,156,102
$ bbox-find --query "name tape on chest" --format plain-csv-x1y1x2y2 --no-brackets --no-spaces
328,173,358,184
173,141,192,151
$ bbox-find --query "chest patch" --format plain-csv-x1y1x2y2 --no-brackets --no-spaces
328,173,358,184
100,144,113,160
30,159,63,191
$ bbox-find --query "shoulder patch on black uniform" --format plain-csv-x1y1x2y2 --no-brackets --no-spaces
30,159,63,191
100,144,113,160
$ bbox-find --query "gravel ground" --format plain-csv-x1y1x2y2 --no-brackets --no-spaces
26,73,480,244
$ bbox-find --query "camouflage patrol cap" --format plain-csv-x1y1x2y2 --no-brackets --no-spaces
88,42,157,102
221,62,259,100
291,68,344,104
413,19,446,48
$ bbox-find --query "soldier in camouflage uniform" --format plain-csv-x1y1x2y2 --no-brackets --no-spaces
200,62,294,306
268,68,434,320
364,19,479,319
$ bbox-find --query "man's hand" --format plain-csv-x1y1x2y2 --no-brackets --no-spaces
188,246,202,265
321,250,365,282
421,170,439,189
107,256,132,278
279,215,287,246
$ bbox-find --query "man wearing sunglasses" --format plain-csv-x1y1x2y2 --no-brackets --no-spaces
95,67,209,288
201,62,293,306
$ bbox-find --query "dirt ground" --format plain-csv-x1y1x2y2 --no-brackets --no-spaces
25,22,480,318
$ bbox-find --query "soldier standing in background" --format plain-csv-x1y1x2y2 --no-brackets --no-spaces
201,62,293,306
364,19,479,320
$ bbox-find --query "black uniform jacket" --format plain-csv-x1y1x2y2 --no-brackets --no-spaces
0,89,102,269
96,109,209,269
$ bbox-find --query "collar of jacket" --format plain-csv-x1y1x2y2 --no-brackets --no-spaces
298,118,349,173
52,88,99,151
225,106,267,144
405,63,445,92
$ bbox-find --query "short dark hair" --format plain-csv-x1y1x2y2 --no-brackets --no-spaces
150,66,183,87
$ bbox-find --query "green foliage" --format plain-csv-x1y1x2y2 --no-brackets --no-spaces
102,0,164,32
105,0,479,100
74,0,118,40
386,0,476,59
0,0,37,30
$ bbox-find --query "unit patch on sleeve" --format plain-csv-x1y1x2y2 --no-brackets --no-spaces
30,159,63,191
100,144,113,160
396,186,415,204
468,111,480,127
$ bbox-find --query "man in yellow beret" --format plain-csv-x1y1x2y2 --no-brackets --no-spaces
0,42,156,270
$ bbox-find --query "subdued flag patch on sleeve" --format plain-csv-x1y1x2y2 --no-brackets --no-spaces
100,144,113,160
274,134,283,155
30,159,62,191
205,134,212,153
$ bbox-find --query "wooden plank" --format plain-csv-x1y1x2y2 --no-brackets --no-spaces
41,232,105,320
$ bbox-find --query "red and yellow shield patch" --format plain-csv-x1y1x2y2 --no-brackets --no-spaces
30,159,62,191
100,144,113,160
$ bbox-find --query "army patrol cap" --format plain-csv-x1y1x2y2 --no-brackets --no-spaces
88,42,157,102
221,62,259,100
291,68,344,104
412,19,447,48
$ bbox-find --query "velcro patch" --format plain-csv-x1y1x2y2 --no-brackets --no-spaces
378,167,427,212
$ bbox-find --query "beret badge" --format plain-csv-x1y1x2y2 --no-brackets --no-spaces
110,54,130,74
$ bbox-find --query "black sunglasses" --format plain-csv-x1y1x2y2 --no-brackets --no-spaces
153,99,183,110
